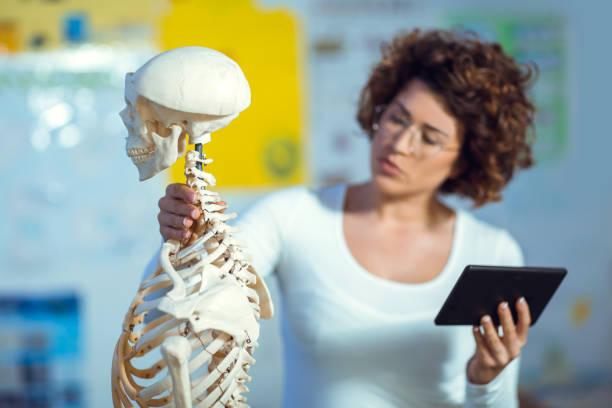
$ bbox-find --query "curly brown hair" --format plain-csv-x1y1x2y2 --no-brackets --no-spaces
357,28,538,207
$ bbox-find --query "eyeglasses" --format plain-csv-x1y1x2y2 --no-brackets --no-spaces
372,103,460,159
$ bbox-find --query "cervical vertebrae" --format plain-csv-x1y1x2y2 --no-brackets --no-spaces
112,46,273,408
112,150,273,408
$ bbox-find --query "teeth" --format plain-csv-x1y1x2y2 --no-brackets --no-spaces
127,146,155,163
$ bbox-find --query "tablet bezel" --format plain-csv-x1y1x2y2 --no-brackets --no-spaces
434,265,567,326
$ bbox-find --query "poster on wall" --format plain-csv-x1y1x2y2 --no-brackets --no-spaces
0,293,81,408
445,13,569,166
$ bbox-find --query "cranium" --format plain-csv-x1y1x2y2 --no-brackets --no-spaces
119,47,251,181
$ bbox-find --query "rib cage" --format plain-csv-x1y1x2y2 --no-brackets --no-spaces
111,150,272,408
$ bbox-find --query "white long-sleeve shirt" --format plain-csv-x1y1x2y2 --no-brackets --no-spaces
233,183,523,408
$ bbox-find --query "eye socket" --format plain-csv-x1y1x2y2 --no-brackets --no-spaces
124,101,135,121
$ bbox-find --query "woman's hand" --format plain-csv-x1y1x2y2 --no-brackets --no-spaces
157,183,201,242
466,297,531,385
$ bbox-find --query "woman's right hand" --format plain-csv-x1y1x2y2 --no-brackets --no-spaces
157,183,202,242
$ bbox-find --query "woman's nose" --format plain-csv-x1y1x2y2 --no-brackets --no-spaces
390,124,419,156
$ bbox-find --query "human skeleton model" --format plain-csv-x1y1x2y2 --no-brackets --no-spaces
111,47,274,408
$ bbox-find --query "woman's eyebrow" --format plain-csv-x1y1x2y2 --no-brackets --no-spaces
394,102,450,139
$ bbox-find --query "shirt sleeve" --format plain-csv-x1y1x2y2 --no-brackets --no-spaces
464,230,525,407
233,186,306,279
233,193,283,279
464,356,521,408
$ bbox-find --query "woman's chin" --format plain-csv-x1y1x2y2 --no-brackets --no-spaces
373,173,414,196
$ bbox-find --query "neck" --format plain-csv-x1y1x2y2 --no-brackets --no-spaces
354,182,451,230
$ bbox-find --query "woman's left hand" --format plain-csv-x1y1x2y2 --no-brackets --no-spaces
466,297,531,385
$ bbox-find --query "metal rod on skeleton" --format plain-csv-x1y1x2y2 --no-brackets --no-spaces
195,143,203,171
194,143,206,193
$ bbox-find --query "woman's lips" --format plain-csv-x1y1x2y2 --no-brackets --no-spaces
378,156,402,176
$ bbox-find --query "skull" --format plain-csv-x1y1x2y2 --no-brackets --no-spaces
119,47,251,181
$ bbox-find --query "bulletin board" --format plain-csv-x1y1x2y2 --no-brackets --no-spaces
160,0,306,189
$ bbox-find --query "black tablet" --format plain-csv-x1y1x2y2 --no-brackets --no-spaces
434,265,567,326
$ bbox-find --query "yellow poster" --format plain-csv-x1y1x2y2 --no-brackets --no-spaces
160,0,305,188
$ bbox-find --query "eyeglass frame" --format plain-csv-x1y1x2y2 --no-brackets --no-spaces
371,103,461,159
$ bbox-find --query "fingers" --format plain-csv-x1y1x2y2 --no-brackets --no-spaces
515,297,531,344
160,225,191,242
471,323,501,373
166,183,197,203
157,184,231,243
158,211,193,230
472,325,492,358
158,196,201,219
471,299,531,380
497,301,521,358
475,299,530,366
480,315,509,365
472,315,511,369
158,186,199,242
157,212,196,243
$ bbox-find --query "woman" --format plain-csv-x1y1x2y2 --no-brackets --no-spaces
156,28,537,407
